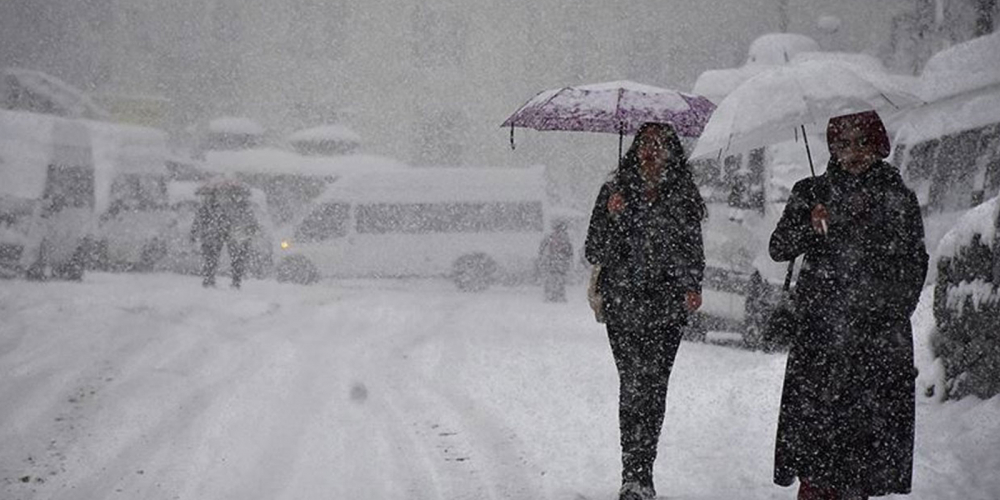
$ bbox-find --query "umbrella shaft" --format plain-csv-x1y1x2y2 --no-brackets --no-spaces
801,125,816,177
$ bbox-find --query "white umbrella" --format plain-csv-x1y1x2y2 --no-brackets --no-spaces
690,60,923,174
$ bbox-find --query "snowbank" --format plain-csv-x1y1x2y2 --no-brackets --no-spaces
933,194,998,262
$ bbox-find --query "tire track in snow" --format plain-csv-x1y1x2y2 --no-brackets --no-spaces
361,296,547,500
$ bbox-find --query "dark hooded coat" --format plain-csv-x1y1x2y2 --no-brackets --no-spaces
769,159,928,495
585,161,705,327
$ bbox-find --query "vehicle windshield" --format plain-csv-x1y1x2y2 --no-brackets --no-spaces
294,202,350,242
106,174,169,214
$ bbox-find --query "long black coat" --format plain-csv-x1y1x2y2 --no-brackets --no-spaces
769,160,928,495
585,180,705,327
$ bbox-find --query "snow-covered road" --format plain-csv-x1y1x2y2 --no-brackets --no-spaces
1,274,997,500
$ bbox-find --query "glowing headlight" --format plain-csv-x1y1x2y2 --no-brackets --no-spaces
280,240,290,250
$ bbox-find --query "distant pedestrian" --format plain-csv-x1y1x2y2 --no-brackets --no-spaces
190,182,260,289
769,111,928,500
538,220,574,302
585,122,706,500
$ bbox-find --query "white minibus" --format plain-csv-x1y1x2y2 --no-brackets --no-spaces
276,166,549,290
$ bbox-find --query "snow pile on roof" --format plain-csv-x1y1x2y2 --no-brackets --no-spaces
746,33,820,66
208,117,265,136
1,67,110,121
204,148,407,178
287,125,361,145
320,166,546,204
921,31,1000,102
934,194,998,263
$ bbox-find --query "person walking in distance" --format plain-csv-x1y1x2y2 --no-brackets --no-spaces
538,219,574,302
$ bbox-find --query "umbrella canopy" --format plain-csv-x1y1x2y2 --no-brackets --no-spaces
502,80,716,138
690,60,923,162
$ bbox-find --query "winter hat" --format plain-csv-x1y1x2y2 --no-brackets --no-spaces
826,110,891,159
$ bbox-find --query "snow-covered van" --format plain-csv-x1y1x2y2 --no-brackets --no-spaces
275,166,549,290
0,109,171,278
892,32,1000,250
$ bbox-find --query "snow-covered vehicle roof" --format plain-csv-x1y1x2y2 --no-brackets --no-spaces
894,33,1000,146
287,125,362,145
317,166,547,205
203,148,407,178
745,33,820,66
1,67,111,121
894,84,1000,145
207,117,265,136
920,31,1000,103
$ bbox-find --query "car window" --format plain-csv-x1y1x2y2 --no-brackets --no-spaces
43,164,94,214
355,201,544,234
108,174,169,214
294,202,350,242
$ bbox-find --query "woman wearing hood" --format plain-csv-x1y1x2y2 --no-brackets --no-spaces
585,122,707,500
769,111,929,500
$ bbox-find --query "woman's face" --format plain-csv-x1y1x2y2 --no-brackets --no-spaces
829,126,880,175
637,131,670,184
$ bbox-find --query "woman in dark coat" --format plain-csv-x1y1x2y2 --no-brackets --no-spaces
585,122,706,500
769,111,928,500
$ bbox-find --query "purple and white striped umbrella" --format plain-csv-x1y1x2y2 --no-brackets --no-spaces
502,80,716,138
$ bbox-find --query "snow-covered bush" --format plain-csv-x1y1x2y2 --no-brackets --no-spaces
931,195,1000,399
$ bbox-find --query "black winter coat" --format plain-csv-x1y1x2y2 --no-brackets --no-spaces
585,180,705,328
769,160,928,495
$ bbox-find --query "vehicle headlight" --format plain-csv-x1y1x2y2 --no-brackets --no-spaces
280,240,290,250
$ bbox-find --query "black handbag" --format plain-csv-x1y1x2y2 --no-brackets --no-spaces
762,257,800,350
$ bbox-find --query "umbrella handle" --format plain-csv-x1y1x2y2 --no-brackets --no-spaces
510,123,516,151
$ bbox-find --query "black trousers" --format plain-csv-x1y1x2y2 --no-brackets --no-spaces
201,238,250,286
606,314,684,488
